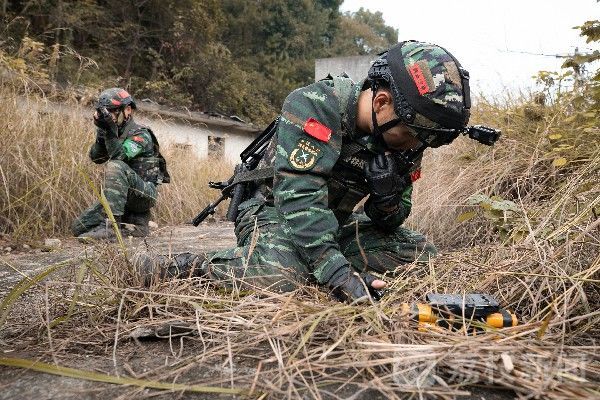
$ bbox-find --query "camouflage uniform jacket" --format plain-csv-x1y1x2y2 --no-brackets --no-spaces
90,118,169,184
253,77,421,283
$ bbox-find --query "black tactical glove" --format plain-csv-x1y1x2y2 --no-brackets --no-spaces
325,265,384,303
94,128,106,146
93,107,119,139
364,153,410,212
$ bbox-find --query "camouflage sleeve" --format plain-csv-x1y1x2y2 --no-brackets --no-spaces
104,135,126,160
273,82,349,284
89,128,109,164
105,130,153,161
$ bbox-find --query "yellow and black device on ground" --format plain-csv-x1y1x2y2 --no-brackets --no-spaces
401,293,518,331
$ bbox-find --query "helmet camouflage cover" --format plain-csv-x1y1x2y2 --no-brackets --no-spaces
97,88,137,110
368,40,472,147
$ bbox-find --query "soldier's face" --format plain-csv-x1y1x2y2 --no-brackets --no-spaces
109,106,132,125
381,124,421,151
371,90,421,151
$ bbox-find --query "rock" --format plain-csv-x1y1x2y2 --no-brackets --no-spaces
22,244,31,250
44,238,61,248
148,221,159,229
4,247,12,252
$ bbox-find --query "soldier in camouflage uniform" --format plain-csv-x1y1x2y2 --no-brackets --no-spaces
72,88,170,240
137,41,473,302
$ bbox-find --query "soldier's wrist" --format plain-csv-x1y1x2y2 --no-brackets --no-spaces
324,264,352,286
313,249,349,284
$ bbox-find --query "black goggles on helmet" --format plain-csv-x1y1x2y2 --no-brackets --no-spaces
406,123,501,147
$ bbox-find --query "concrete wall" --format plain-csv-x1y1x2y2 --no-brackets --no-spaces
314,55,377,82
136,115,258,164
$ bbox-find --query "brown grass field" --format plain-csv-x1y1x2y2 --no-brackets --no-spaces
0,75,598,399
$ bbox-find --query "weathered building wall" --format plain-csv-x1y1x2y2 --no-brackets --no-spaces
32,98,261,164
136,115,258,163
136,103,261,163
314,55,377,82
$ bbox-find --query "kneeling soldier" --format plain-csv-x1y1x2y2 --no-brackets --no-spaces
72,88,170,240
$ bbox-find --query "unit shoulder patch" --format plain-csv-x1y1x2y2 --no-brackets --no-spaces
289,139,322,171
303,118,332,142
123,139,142,158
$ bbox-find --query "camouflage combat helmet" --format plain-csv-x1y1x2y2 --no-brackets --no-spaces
367,40,471,148
97,88,137,110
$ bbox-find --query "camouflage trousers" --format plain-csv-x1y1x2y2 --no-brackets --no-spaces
202,198,437,292
71,160,158,236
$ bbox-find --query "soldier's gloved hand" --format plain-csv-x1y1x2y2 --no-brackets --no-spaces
325,265,386,303
93,107,119,139
364,153,410,211
94,128,106,146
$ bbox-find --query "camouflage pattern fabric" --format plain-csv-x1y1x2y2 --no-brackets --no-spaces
71,117,160,236
199,76,436,289
71,160,157,235
202,198,436,292
400,41,466,117
89,118,166,184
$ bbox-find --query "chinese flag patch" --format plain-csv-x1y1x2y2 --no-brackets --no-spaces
132,136,144,143
408,64,431,95
410,168,421,182
303,118,332,142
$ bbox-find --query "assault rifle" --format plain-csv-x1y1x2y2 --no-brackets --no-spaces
191,123,500,226
191,118,279,226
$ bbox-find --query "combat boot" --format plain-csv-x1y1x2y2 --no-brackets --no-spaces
132,252,207,286
77,217,122,241
122,211,151,237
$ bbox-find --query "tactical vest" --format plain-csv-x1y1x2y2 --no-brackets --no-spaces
245,76,373,225
124,121,171,184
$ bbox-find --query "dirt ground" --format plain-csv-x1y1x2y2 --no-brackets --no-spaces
0,223,516,400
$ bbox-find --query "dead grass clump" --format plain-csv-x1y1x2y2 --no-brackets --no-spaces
1,233,597,398
408,91,599,251
153,148,233,226
0,84,99,240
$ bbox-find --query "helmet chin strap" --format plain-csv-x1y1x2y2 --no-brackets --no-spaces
370,85,405,142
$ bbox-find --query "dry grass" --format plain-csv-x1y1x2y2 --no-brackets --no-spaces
408,92,599,250
2,241,598,399
1,80,599,398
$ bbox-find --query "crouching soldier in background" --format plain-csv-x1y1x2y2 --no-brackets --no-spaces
72,88,170,240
